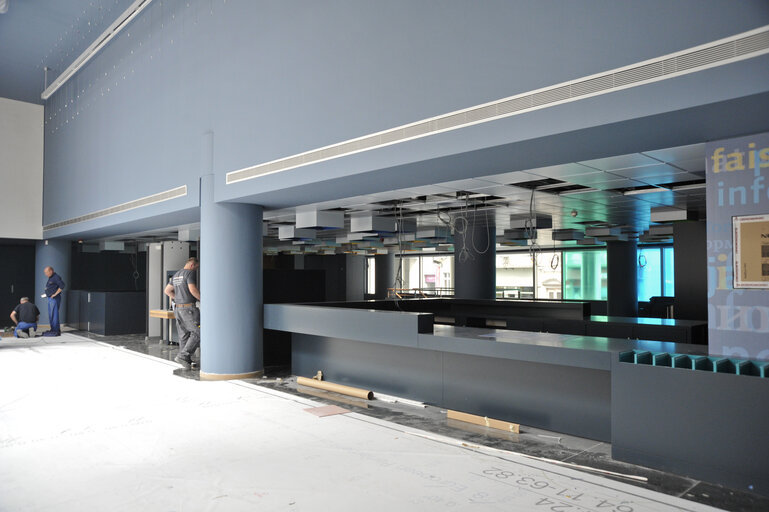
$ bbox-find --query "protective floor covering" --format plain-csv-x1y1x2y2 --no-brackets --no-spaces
1,334,722,512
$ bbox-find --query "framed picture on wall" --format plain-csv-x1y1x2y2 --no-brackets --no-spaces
732,213,769,289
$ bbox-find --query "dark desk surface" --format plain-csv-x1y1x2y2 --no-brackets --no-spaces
589,315,707,327
419,325,706,371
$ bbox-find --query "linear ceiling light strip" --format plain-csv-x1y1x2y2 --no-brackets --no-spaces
43,185,187,231
226,25,769,185
41,0,153,101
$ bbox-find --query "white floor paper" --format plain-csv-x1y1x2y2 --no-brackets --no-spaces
0,334,721,511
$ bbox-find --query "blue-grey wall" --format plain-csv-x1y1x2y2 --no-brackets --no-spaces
42,0,769,234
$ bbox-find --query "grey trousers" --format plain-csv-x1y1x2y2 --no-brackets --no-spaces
174,307,200,360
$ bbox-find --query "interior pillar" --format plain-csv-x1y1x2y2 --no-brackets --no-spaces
199,174,263,380
453,212,496,299
607,240,638,317
374,253,395,299
673,220,707,320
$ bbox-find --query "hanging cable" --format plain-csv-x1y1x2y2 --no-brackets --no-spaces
550,251,560,270
389,202,405,309
525,188,541,261
470,198,491,256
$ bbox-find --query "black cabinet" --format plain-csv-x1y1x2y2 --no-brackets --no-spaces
66,290,145,335
0,244,36,328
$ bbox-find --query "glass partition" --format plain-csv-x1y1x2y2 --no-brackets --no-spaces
637,248,662,301
563,250,607,300
663,247,674,297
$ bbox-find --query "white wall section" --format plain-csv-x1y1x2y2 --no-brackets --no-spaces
0,97,42,239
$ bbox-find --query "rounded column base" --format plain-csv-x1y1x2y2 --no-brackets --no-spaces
200,370,264,381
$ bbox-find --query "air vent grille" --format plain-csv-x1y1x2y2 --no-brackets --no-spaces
614,61,664,87
570,75,614,96
227,25,769,185
676,41,735,71
737,31,769,55
43,185,187,231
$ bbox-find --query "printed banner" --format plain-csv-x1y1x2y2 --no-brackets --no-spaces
706,132,769,359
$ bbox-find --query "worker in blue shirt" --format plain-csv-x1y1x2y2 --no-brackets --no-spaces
43,266,65,336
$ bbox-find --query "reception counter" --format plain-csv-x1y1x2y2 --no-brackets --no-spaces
264,301,768,495
265,303,702,442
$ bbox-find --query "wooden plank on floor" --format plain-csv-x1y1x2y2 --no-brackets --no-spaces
447,409,520,433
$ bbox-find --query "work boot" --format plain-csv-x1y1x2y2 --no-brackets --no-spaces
17,330,28,338
174,355,192,370
29,327,36,338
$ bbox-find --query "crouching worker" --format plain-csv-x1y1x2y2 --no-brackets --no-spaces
10,297,40,338
164,257,200,370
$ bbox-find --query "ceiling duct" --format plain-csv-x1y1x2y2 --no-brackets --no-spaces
295,209,344,230
649,225,675,237
585,226,621,237
178,227,200,242
99,241,125,251
383,233,416,245
650,206,698,222
595,234,628,242
510,214,552,229
552,229,585,241
500,239,530,247
586,226,628,242
641,224,675,243
396,218,418,233
350,215,396,233
278,225,317,241
415,227,451,240
347,232,380,241
502,228,536,240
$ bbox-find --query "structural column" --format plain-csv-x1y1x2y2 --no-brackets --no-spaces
200,174,263,380
453,212,496,299
606,240,638,317
673,221,707,320
374,253,395,299
35,239,71,325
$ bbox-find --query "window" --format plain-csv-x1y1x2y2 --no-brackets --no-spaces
422,255,453,291
496,253,534,298
398,256,421,290
563,250,607,300
393,254,454,295
663,247,674,297
637,248,662,302
365,257,376,295
535,251,562,299
636,246,675,301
